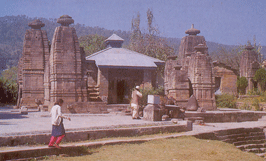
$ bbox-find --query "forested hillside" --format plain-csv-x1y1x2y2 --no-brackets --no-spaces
0,15,264,72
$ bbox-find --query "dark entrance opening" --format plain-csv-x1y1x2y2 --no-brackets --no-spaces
215,77,221,93
117,80,125,104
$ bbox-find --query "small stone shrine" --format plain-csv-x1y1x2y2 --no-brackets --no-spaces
188,44,216,110
240,43,260,93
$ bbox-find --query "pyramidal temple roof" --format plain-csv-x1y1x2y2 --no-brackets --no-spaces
86,34,164,69
105,33,124,41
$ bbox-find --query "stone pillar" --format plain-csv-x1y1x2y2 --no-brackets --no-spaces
98,68,109,103
164,55,178,95
49,15,87,107
18,19,49,108
143,95,163,121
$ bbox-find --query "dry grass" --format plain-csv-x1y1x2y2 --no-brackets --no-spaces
46,136,264,161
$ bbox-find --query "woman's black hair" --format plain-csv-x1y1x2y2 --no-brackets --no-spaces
54,99,64,105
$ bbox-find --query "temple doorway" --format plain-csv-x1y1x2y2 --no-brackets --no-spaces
117,80,126,104
108,79,133,104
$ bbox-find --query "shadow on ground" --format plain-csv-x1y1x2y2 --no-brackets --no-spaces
0,113,28,120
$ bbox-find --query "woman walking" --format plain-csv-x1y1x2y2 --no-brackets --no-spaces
48,99,71,149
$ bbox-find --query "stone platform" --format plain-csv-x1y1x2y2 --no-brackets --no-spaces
1,108,266,160
185,108,266,123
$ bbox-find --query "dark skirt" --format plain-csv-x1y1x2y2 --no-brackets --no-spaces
51,120,65,137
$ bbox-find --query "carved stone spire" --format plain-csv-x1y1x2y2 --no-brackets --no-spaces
194,44,208,53
185,24,200,35
57,15,74,26
28,19,45,29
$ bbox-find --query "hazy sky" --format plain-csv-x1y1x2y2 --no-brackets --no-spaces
0,0,265,46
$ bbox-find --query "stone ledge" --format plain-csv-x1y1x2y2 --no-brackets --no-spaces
0,121,191,147
0,122,191,160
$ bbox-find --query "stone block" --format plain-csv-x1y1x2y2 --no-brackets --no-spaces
147,95,160,105
162,115,170,121
143,104,163,121
20,106,28,115
187,120,193,131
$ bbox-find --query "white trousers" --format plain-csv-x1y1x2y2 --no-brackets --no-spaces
131,104,139,118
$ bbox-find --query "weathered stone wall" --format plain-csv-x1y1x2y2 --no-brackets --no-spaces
213,64,237,95
164,55,178,94
164,56,190,107
98,68,109,103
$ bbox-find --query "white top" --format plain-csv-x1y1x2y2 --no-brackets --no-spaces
50,105,62,126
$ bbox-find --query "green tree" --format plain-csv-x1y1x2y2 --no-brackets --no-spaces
210,39,261,73
215,94,237,108
129,12,143,53
210,46,243,72
237,76,248,94
254,68,266,91
128,9,174,61
139,86,164,107
79,34,107,56
0,66,18,103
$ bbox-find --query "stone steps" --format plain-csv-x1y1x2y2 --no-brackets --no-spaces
88,86,100,101
256,152,266,158
216,132,264,140
236,143,266,150
213,127,266,158
233,139,266,146
222,135,265,144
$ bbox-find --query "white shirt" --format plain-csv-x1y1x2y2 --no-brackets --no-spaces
50,105,62,126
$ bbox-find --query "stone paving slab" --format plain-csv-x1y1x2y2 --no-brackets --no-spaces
0,111,171,136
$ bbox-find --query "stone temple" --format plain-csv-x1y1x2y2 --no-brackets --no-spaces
165,24,216,110
17,15,164,113
239,43,260,93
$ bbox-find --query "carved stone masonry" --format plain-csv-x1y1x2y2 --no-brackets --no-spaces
17,19,49,108
240,43,260,93
49,15,87,107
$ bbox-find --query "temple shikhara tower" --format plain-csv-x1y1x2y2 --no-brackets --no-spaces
165,24,216,111
240,43,260,93
49,15,87,105
17,19,50,108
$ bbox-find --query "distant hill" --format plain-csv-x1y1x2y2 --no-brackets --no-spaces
0,15,264,71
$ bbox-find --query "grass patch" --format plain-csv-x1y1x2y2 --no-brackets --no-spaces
216,94,237,109
46,136,263,161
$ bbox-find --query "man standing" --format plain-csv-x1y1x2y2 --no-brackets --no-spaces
131,86,143,119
